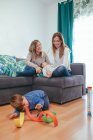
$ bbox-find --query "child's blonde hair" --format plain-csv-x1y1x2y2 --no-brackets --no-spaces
10,94,23,110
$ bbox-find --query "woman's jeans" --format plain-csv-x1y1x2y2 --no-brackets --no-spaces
16,66,36,76
52,65,72,77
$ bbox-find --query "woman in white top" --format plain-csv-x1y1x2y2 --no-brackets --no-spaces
50,32,72,77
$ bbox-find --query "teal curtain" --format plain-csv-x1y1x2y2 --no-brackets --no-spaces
58,0,73,63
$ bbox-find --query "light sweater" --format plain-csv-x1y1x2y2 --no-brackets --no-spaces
26,51,50,68
48,47,71,70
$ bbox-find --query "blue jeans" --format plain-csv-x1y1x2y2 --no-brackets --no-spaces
16,66,36,76
52,65,72,77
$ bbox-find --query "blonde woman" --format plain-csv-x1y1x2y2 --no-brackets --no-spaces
17,40,50,76
49,32,72,77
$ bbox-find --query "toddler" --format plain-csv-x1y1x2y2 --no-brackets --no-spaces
9,90,49,119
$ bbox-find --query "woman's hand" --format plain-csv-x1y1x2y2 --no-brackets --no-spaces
36,67,42,73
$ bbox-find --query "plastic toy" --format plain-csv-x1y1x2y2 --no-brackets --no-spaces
25,106,58,127
14,112,24,128
42,112,56,123
37,73,43,77
14,106,58,128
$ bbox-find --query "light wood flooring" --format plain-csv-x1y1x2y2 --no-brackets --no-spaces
0,95,93,140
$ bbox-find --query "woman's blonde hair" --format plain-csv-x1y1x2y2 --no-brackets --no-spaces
29,40,39,53
10,94,23,110
29,40,42,59
52,32,67,58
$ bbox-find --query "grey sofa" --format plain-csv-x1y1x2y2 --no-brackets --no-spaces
0,63,86,105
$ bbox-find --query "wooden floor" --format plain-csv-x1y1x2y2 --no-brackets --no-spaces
0,96,93,140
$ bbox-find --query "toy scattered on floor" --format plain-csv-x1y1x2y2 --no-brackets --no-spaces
25,106,58,127
42,111,56,123
14,112,24,128
14,106,58,128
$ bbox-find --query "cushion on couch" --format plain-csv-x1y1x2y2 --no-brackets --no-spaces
32,75,84,88
0,76,33,89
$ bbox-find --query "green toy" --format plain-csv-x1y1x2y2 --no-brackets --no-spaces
37,73,44,77
42,112,56,123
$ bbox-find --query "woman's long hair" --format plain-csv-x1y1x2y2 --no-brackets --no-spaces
52,32,67,58
29,40,40,53
29,40,42,59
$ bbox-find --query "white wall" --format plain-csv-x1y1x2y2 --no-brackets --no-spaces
45,2,58,53
0,0,47,58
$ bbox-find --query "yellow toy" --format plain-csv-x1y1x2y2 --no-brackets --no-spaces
14,112,24,128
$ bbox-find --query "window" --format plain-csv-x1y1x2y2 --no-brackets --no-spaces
73,14,93,86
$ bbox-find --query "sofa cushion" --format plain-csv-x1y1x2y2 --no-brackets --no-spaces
32,75,84,88
0,76,33,89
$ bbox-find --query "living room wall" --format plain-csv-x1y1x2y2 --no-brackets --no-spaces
0,0,47,58
45,1,58,59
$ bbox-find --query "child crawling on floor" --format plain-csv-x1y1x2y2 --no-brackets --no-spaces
8,90,50,119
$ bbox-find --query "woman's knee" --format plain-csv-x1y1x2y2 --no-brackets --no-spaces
25,66,36,72
57,65,66,72
52,65,71,77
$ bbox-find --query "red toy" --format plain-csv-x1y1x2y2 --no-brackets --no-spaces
25,106,58,127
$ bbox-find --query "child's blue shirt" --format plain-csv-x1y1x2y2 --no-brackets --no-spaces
15,90,49,115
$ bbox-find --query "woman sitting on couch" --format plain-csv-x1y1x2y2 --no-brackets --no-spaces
48,32,72,77
17,40,50,76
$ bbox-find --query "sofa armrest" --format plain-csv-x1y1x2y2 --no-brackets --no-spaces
70,63,86,95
